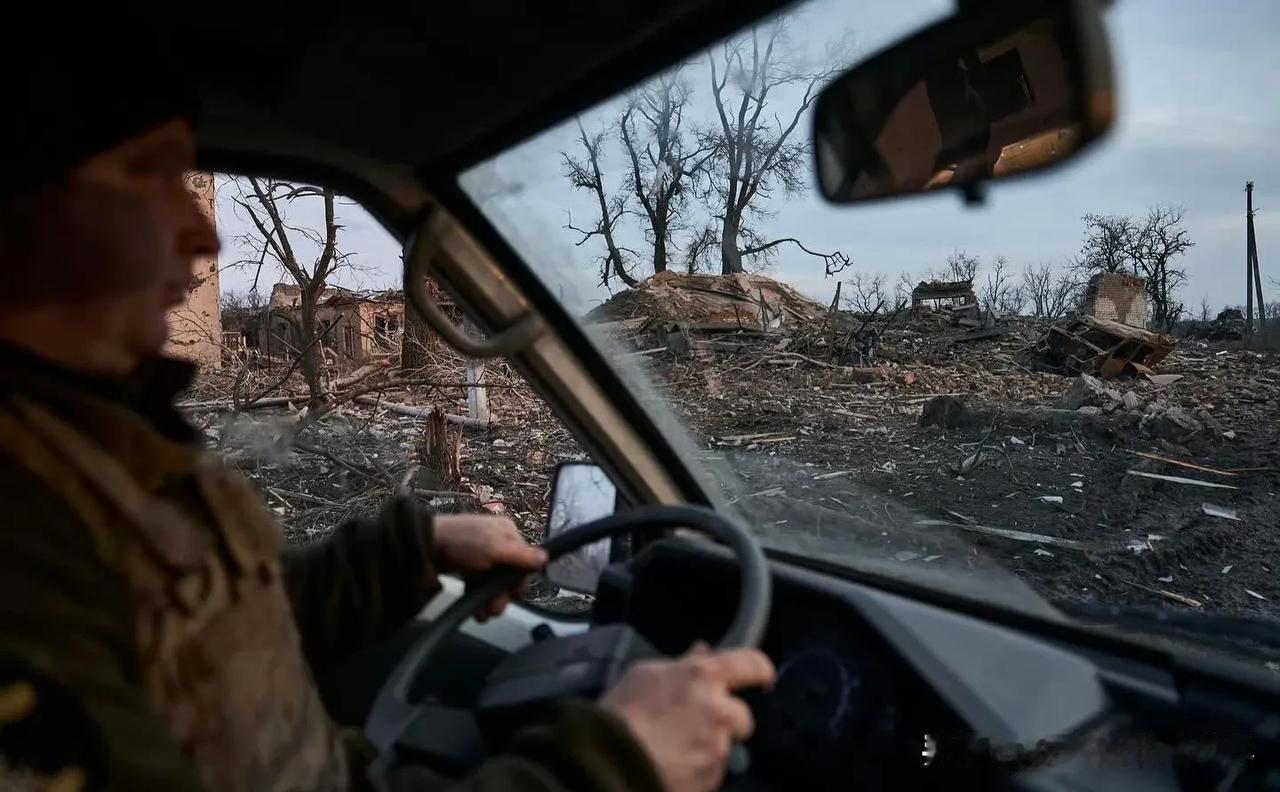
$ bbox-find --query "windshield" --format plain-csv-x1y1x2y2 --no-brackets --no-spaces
459,0,1280,666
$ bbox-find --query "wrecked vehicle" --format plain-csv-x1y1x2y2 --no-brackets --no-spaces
1187,308,1248,341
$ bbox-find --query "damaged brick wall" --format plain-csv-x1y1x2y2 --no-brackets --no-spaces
1080,273,1146,327
166,172,222,368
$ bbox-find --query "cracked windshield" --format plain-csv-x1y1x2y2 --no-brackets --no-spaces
459,0,1280,665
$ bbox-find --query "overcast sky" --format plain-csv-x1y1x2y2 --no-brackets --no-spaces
218,0,1280,318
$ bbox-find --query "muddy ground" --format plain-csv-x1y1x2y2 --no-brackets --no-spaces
648,341,1280,623
189,319,1280,666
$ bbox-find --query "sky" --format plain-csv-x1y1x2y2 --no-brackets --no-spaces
218,0,1280,319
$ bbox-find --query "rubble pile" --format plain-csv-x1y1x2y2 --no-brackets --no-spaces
587,270,829,326
185,351,586,546
584,275,1279,639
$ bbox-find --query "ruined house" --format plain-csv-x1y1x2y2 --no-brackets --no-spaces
322,289,405,360
1079,273,1147,327
259,283,405,362
165,172,221,368
911,280,977,312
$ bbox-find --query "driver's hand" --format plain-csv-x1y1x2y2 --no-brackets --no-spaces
432,514,547,621
602,643,776,792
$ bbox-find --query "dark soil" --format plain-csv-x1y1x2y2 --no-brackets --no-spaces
192,325,1280,667
644,341,1280,631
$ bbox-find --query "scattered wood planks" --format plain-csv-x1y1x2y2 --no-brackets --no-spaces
1124,470,1239,490
915,519,1088,550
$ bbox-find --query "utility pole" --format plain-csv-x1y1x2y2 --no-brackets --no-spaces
1246,182,1255,339
1247,182,1267,339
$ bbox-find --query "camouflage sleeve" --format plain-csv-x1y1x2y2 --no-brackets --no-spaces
0,656,106,791
282,496,443,671
0,458,207,790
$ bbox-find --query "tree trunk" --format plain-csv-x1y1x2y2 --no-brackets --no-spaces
611,253,639,287
720,215,743,275
653,225,668,274
420,409,462,491
401,285,432,372
299,292,324,406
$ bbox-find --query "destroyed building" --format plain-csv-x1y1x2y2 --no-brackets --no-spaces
911,279,985,329
259,283,406,362
911,280,977,313
165,172,222,368
585,271,836,357
1079,272,1147,327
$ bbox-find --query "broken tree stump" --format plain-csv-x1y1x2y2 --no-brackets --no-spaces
420,409,463,491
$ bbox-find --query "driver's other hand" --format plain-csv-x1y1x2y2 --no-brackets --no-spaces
432,514,548,622
602,643,776,792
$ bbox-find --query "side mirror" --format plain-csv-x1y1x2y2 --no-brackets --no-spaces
813,0,1114,204
544,463,620,594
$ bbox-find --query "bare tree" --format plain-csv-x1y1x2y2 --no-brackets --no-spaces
842,271,888,315
220,288,266,315
1022,263,1078,319
1074,213,1139,276
1133,204,1194,330
934,249,980,284
618,73,718,274
894,271,918,307
219,288,268,344
704,23,848,274
230,177,351,406
682,224,719,274
562,121,639,289
1195,295,1213,324
980,256,1024,316
1070,206,1193,330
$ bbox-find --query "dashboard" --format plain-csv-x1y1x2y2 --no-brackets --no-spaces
594,540,985,791
392,534,1280,791
591,537,1280,791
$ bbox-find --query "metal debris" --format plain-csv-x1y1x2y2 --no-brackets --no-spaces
1022,315,1176,379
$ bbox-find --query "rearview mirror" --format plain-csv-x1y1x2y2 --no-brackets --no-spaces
813,0,1114,204
544,463,619,594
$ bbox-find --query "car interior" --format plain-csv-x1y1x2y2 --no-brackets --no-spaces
127,2,1280,790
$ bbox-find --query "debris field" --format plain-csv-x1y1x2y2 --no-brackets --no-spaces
586,273,1280,635
187,272,1280,662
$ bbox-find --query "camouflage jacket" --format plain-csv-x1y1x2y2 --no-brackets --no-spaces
0,343,662,792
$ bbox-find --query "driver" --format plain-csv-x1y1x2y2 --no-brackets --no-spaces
0,29,774,792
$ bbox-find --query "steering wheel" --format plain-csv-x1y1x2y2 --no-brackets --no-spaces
364,505,772,783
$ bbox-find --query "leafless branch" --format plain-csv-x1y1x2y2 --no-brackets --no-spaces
740,236,852,277
561,121,639,288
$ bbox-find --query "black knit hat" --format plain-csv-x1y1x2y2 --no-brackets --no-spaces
2,19,197,200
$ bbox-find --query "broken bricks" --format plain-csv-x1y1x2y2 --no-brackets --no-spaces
1139,402,1204,439
1055,373,1123,411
